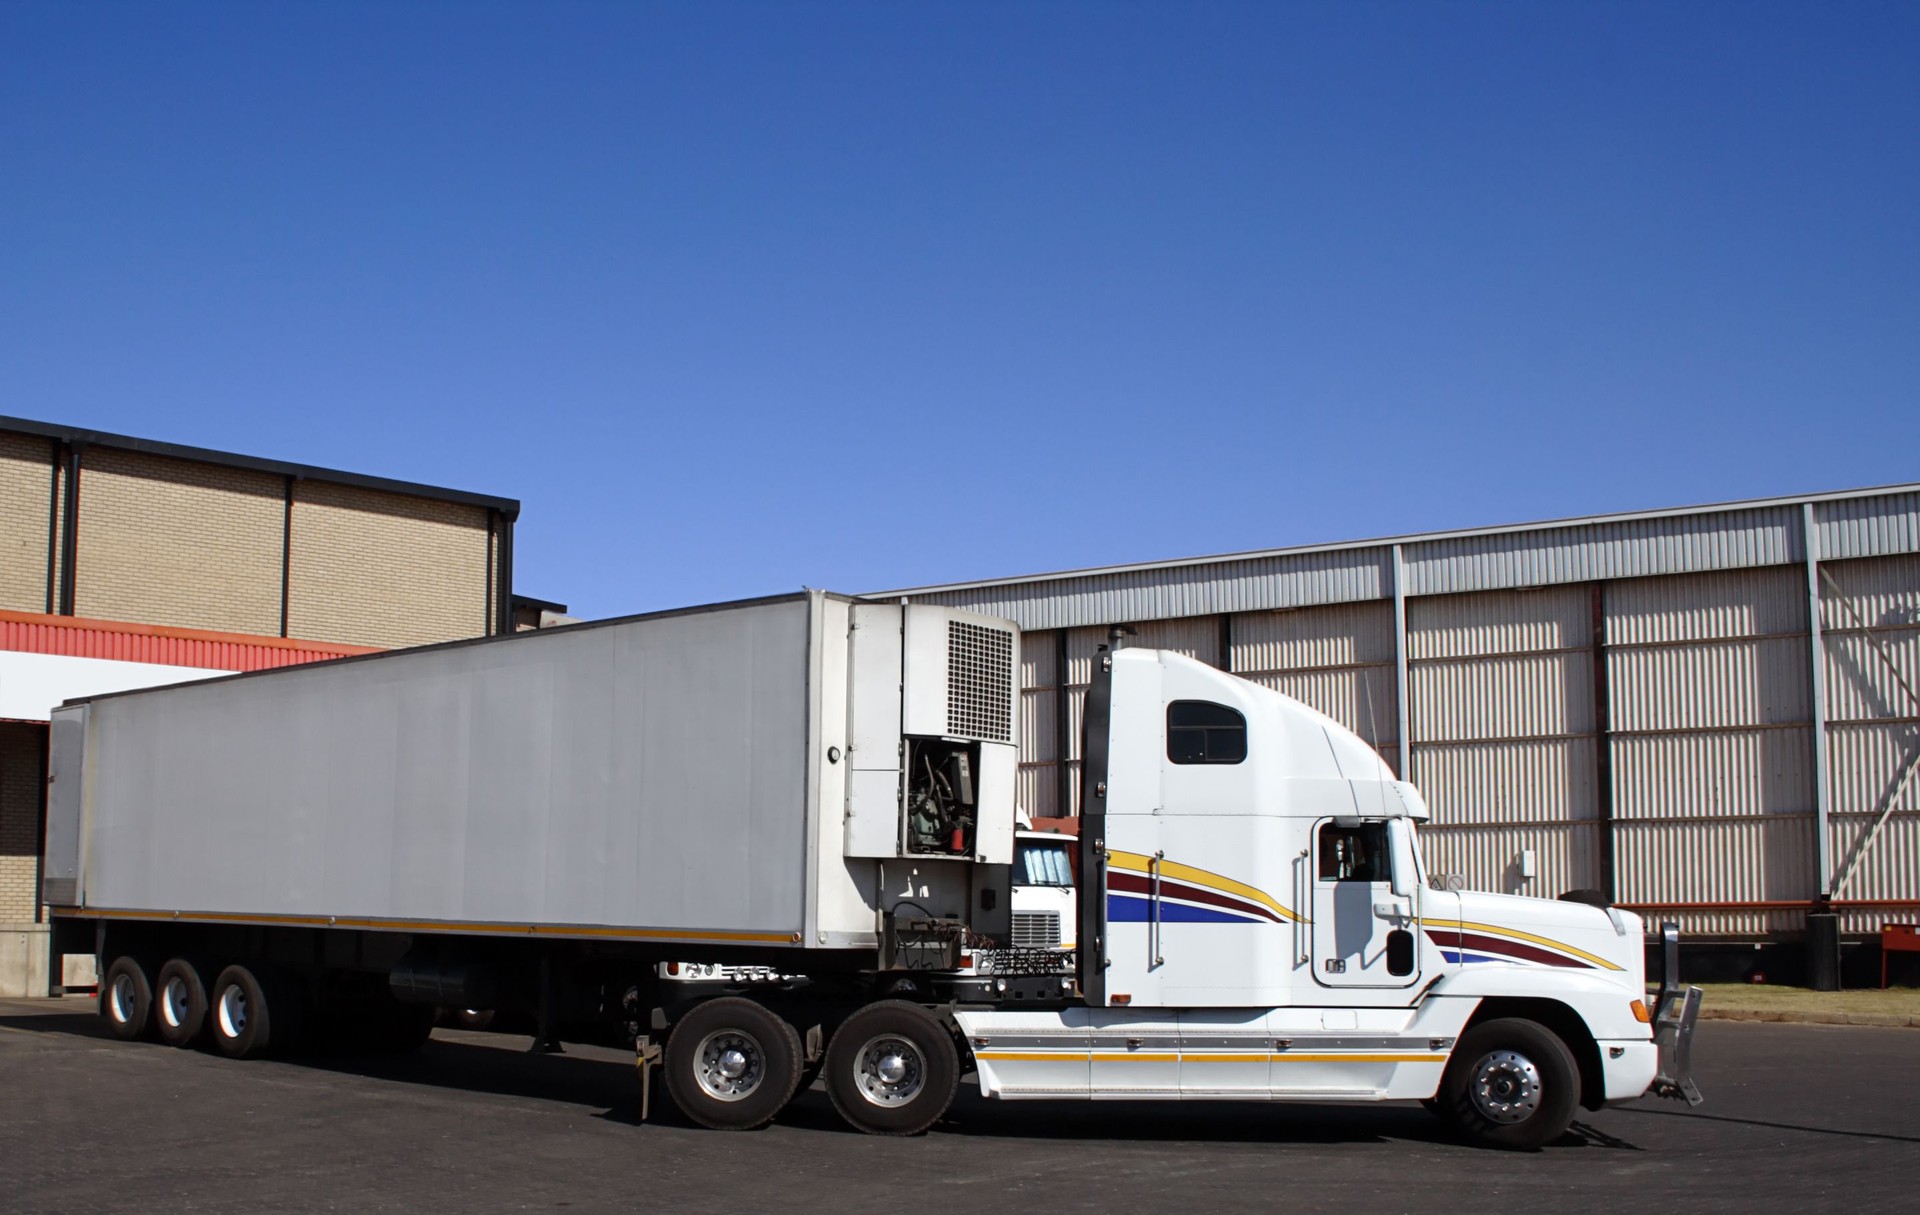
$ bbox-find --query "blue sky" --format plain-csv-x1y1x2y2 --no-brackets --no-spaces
3,1,1915,617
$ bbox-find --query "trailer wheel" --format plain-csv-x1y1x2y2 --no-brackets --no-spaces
1438,1018,1580,1150
823,1001,959,1136
153,958,209,1048
100,956,153,1041
209,964,292,1059
663,997,803,1130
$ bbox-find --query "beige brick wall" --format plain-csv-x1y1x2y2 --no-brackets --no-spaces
73,448,285,634
0,723,44,925
0,431,54,613
287,480,491,649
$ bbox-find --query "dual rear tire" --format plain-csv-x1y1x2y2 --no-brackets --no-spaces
662,997,960,1136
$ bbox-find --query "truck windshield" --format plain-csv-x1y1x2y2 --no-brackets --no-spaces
1014,840,1074,887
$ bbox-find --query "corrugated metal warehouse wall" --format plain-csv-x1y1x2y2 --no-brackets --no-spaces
894,486,1920,940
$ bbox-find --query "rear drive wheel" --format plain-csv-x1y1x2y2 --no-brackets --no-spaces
100,956,153,1041
153,958,209,1048
664,997,803,1130
1438,1018,1580,1150
823,1001,959,1136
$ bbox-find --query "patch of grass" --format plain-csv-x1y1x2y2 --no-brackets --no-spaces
1691,982,1920,1016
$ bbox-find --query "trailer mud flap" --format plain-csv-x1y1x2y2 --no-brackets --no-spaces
1076,650,1114,1006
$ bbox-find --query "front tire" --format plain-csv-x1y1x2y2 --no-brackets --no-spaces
1438,1017,1580,1150
100,956,153,1041
153,958,209,1048
663,997,803,1130
823,1001,959,1136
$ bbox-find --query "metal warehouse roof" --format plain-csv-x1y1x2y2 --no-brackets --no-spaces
876,482,1920,631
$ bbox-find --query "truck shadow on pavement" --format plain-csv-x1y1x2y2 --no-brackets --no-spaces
0,1011,1646,1150
1617,1104,1920,1145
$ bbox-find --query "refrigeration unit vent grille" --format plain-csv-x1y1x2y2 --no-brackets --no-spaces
947,620,1014,742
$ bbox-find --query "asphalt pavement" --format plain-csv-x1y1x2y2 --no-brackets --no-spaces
1,995,1913,1214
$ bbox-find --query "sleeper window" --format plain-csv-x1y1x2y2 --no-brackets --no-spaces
1167,701,1247,765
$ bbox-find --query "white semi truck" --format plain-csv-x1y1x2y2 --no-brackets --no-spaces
44,591,1699,1149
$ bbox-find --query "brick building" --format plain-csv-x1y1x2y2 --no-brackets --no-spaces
0,415,521,994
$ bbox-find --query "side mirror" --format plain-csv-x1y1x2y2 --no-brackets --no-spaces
1387,819,1418,900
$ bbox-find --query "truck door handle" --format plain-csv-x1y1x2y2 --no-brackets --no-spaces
1373,901,1412,920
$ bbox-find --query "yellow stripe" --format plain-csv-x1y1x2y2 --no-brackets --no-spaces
1426,918,1625,971
1108,851,1304,923
53,906,799,945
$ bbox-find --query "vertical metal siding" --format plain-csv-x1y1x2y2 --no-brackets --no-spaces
1613,818,1815,936
1405,508,1800,597
1233,600,1398,760
1817,492,1920,562
909,548,1389,632
1406,587,1590,660
1017,630,1061,818
1610,730,1814,820
1410,739,1596,826
1231,601,1396,672
1405,587,1599,891
1604,566,1809,645
1419,822,1598,902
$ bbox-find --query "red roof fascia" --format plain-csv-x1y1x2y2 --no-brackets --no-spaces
0,609,381,672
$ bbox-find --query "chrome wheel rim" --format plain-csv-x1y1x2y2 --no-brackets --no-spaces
1468,1049,1542,1124
853,1034,925,1108
217,984,249,1039
108,973,137,1024
160,976,190,1029
694,1029,765,1101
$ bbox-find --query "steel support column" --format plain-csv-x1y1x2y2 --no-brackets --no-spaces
1802,502,1833,901
1392,544,1411,779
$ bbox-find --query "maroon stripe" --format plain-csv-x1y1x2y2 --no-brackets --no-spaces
1452,931,1591,968
1108,871,1281,923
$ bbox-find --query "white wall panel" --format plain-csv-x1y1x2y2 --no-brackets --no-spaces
1232,601,1396,672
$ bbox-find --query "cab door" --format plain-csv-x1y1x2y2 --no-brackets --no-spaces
1310,818,1421,989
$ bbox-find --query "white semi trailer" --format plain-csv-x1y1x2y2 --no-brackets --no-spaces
44,590,1699,1148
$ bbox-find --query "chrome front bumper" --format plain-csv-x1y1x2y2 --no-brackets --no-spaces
1647,923,1704,1105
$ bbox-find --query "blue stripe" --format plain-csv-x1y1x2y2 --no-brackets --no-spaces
1107,894,1261,924
1440,950,1519,965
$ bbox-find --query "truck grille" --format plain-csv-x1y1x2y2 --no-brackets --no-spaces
1011,911,1061,949
947,620,1013,742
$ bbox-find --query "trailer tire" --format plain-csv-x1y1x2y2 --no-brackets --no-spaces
209,964,288,1059
101,956,154,1041
664,997,803,1131
823,1001,959,1136
1438,1018,1580,1150
153,958,209,1048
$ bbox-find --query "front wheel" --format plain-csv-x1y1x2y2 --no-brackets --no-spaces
1437,1018,1580,1150
822,1001,959,1136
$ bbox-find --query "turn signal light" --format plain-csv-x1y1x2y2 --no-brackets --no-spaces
1630,999,1651,1023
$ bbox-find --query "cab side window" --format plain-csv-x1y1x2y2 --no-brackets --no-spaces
1318,822,1390,882
1166,701,1247,765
